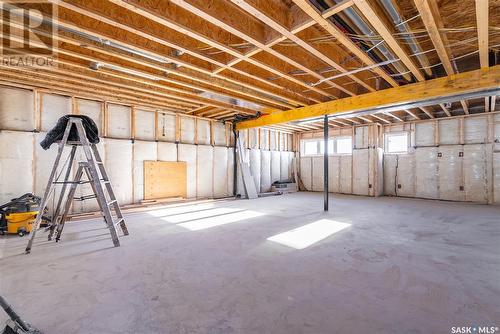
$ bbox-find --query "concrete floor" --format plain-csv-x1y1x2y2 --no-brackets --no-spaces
0,192,499,334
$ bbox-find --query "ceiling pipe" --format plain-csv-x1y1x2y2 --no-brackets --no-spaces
378,0,433,77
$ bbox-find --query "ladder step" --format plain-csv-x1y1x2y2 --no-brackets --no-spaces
114,218,124,226
73,195,97,201
107,200,117,206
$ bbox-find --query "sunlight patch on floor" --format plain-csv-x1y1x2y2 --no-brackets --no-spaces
178,210,265,231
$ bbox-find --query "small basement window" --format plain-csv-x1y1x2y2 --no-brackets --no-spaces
385,132,409,154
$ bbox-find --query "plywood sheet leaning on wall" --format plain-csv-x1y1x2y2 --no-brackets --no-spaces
144,161,187,200
0,131,34,204
0,86,34,131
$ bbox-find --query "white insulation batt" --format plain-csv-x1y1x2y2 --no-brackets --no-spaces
352,149,369,195
134,109,155,141
339,155,352,194
383,155,397,196
178,144,197,198
494,153,500,204
77,99,103,133
300,157,312,191
0,87,34,131
396,154,416,197
213,122,226,146
328,156,340,193
312,156,324,192
271,151,281,184
269,131,277,151
157,142,177,161
213,146,228,198
280,151,292,182
107,104,131,139
415,147,439,199
439,119,460,145
438,145,465,201
41,94,71,131
72,140,106,213
494,114,500,152
260,129,269,150
249,128,259,149
133,141,157,203
463,144,490,202
157,113,176,142
0,131,34,204
258,150,270,193
415,122,435,147
197,145,214,198
227,149,235,197
249,150,261,192
464,116,488,144
180,117,195,144
354,126,369,149
105,139,133,206
197,120,211,145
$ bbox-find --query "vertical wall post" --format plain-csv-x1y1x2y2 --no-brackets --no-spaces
324,115,329,211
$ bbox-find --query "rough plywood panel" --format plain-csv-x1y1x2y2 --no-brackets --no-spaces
464,116,488,144
415,147,439,199
157,142,177,161
134,109,155,141
0,131,33,204
104,138,134,205
438,145,465,201
463,144,489,202
178,144,197,198
415,121,435,147
197,119,211,145
157,112,176,142
354,126,369,149
249,128,259,149
77,99,103,133
383,154,397,196
0,87,34,131
213,122,226,146
352,149,369,195
260,129,269,150
280,151,290,182
41,94,71,131
227,148,235,197
180,117,195,144
72,140,106,213
494,152,500,204
260,150,272,193
328,156,340,193
107,104,131,139
271,150,281,184
213,146,228,198
133,141,157,203
439,119,460,145
196,145,213,198
312,156,324,192
300,157,312,191
144,161,186,200
339,155,352,194
396,154,415,197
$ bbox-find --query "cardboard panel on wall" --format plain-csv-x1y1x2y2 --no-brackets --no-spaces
180,117,195,144
197,145,214,198
0,86,34,131
107,104,131,139
178,144,197,198
463,144,489,203
312,156,324,192
157,112,176,142
438,145,465,201
77,99,103,133
415,147,439,199
300,157,312,191
0,131,34,204
41,94,71,131
157,142,177,161
133,141,157,203
134,109,155,141
197,119,211,145
260,150,274,193
213,146,228,198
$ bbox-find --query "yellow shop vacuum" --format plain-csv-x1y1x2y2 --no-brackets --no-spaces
0,193,50,237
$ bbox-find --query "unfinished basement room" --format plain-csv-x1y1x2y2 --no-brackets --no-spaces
0,0,499,333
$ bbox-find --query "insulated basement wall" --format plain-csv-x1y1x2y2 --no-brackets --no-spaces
134,109,155,141
259,150,269,193
41,94,71,131
105,139,133,206
0,86,34,131
133,141,157,203
196,145,214,198
271,151,281,184
494,153,500,204
178,144,197,198
157,142,177,161
213,146,228,198
107,104,131,139
77,99,103,133
415,147,439,199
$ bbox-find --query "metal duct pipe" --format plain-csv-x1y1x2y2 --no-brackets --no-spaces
333,1,413,81
379,0,432,77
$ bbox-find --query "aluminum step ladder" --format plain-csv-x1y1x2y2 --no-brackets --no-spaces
25,117,129,254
